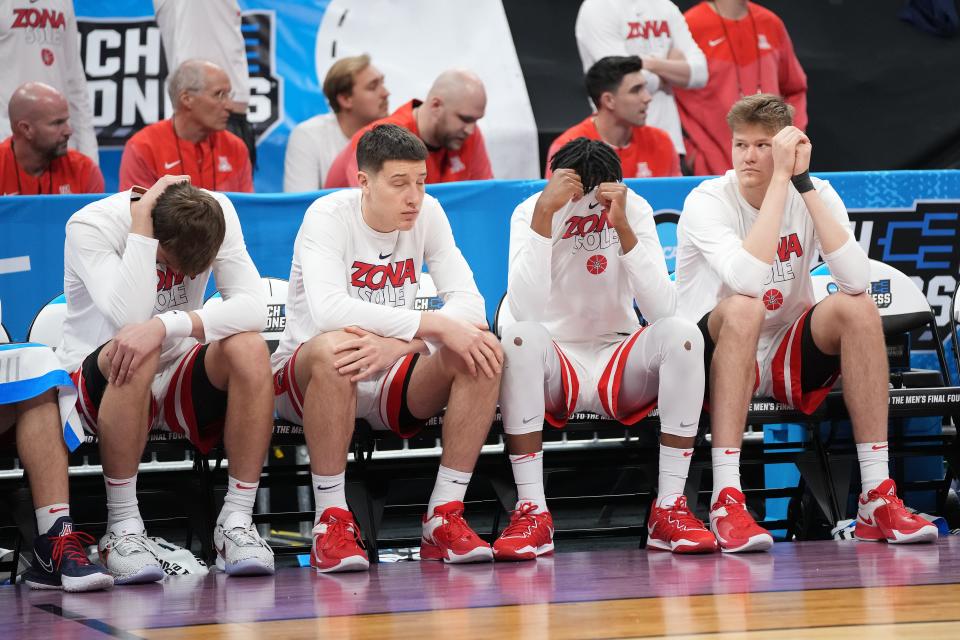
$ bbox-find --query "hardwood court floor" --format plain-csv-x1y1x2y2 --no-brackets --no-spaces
3,537,959,639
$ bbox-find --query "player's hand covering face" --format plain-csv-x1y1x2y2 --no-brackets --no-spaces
595,182,628,229
536,168,584,216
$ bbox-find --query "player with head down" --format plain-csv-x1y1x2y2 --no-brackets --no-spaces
675,93,937,551
59,175,276,583
272,123,503,573
496,137,715,560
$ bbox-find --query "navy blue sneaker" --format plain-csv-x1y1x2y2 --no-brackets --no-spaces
24,517,114,592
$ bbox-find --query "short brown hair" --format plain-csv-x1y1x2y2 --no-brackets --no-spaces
726,93,794,134
152,183,226,276
322,54,371,114
357,123,427,174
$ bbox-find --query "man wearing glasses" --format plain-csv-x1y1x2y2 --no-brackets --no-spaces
119,60,253,192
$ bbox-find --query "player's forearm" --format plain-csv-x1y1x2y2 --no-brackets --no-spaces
742,176,789,264
802,190,848,255
643,56,691,87
612,220,638,254
530,201,555,239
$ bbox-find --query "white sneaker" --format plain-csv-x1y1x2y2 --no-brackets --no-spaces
214,512,275,576
98,521,165,585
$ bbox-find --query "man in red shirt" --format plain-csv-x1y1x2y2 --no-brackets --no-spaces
119,60,253,192
546,56,680,179
675,0,807,176
0,82,103,195
324,69,492,188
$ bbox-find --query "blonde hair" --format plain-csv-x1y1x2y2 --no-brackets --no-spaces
726,93,794,134
322,54,371,113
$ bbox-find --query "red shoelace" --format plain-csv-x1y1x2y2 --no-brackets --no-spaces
661,496,704,531
320,516,365,553
501,502,543,538
50,531,96,568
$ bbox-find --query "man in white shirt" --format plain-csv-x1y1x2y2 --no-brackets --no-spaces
272,124,502,572
576,0,708,157
60,175,277,583
497,138,715,560
284,55,389,192
675,94,937,551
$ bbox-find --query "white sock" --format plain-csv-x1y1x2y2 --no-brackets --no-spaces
219,476,258,527
312,472,348,523
36,503,70,534
104,474,143,533
857,442,890,494
657,446,693,508
711,447,741,507
509,451,547,512
427,465,471,517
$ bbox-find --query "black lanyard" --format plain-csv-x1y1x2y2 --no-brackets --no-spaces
10,140,54,195
712,2,763,97
172,122,218,190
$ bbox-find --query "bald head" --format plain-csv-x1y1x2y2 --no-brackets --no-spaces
8,82,67,125
8,82,71,160
421,69,486,151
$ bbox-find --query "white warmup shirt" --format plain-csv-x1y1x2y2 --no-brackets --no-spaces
675,171,870,356
283,113,350,192
59,190,267,372
575,0,707,154
272,189,486,368
507,187,676,345
0,0,99,162
154,0,250,106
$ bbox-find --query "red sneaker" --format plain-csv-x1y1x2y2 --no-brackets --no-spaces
647,496,718,554
493,502,555,561
709,488,773,553
855,479,938,544
421,501,493,563
311,507,370,573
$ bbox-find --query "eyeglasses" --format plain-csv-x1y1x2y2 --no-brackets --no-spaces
209,89,234,103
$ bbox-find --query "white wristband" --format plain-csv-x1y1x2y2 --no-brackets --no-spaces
156,310,193,339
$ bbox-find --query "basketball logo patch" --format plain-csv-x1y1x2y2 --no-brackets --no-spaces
762,288,784,311
586,254,607,275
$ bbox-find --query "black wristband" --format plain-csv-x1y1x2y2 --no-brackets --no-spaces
791,171,814,194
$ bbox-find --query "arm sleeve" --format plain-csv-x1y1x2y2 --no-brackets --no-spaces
506,199,553,322
283,125,322,192
680,190,771,297
65,221,158,327
667,5,708,88
776,22,808,131
62,7,100,164
465,128,493,180
619,196,677,321
815,184,869,294
574,0,627,71
118,143,157,191
300,210,422,339
194,197,267,340
422,202,487,352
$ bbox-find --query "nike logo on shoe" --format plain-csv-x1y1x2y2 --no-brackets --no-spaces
860,514,875,526
36,556,54,573
164,160,181,169
379,252,392,260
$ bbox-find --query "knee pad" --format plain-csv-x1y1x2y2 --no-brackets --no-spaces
500,321,551,364
651,317,704,357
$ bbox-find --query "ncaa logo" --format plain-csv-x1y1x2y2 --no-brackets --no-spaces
653,210,680,274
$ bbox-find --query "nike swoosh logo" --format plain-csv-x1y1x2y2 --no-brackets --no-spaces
513,452,539,461
317,484,341,491
708,37,725,47
860,515,875,526
106,480,131,486
588,201,600,210
164,160,181,169
522,416,540,425
37,555,54,573
679,421,697,428
379,252,392,260
682,451,693,457
724,449,740,455
49,507,69,513
235,483,258,490
871,444,888,451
